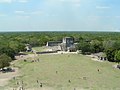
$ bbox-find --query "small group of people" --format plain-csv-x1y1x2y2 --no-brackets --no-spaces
36,80,43,87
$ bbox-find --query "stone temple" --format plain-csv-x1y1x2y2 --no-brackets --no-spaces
46,37,77,52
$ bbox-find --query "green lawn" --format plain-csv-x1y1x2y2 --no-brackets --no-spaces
0,87,4,90
5,54,120,90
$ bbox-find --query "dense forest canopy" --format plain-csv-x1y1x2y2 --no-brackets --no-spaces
1,31,120,68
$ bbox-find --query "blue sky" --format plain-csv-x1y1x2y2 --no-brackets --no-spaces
0,0,120,32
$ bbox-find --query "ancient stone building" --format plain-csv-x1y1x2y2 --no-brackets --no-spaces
25,44,32,52
46,37,77,52
60,37,76,52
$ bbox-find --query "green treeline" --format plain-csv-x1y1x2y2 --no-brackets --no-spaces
1,31,120,68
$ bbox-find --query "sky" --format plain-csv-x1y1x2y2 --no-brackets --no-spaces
0,0,120,32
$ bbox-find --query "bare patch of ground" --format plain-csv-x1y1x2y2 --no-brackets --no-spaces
86,55,103,62
25,87,54,90
26,87,92,90
15,54,36,60
0,68,19,87
7,87,91,90
113,64,120,69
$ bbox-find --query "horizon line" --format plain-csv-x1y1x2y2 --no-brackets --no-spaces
0,30,119,33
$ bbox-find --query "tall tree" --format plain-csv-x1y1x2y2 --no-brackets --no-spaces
90,40,103,53
0,54,12,69
114,50,120,63
78,41,91,54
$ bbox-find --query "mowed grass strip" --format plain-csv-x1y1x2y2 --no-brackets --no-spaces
7,54,120,90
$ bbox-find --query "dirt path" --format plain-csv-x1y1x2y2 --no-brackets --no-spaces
0,68,19,87
0,54,28,88
15,51,78,60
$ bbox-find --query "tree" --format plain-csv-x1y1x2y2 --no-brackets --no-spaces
104,40,120,62
0,54,12,69
9,41,26,53
0,46,15,59
114,50,120,63
78,41,91,54
105,48,115,62
90,40,103,53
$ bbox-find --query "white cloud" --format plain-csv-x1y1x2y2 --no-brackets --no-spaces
0,0,13,3
15,10,25,14
18,0,28,3
15,10,43,16
0,0,29,3
96,6,110,9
